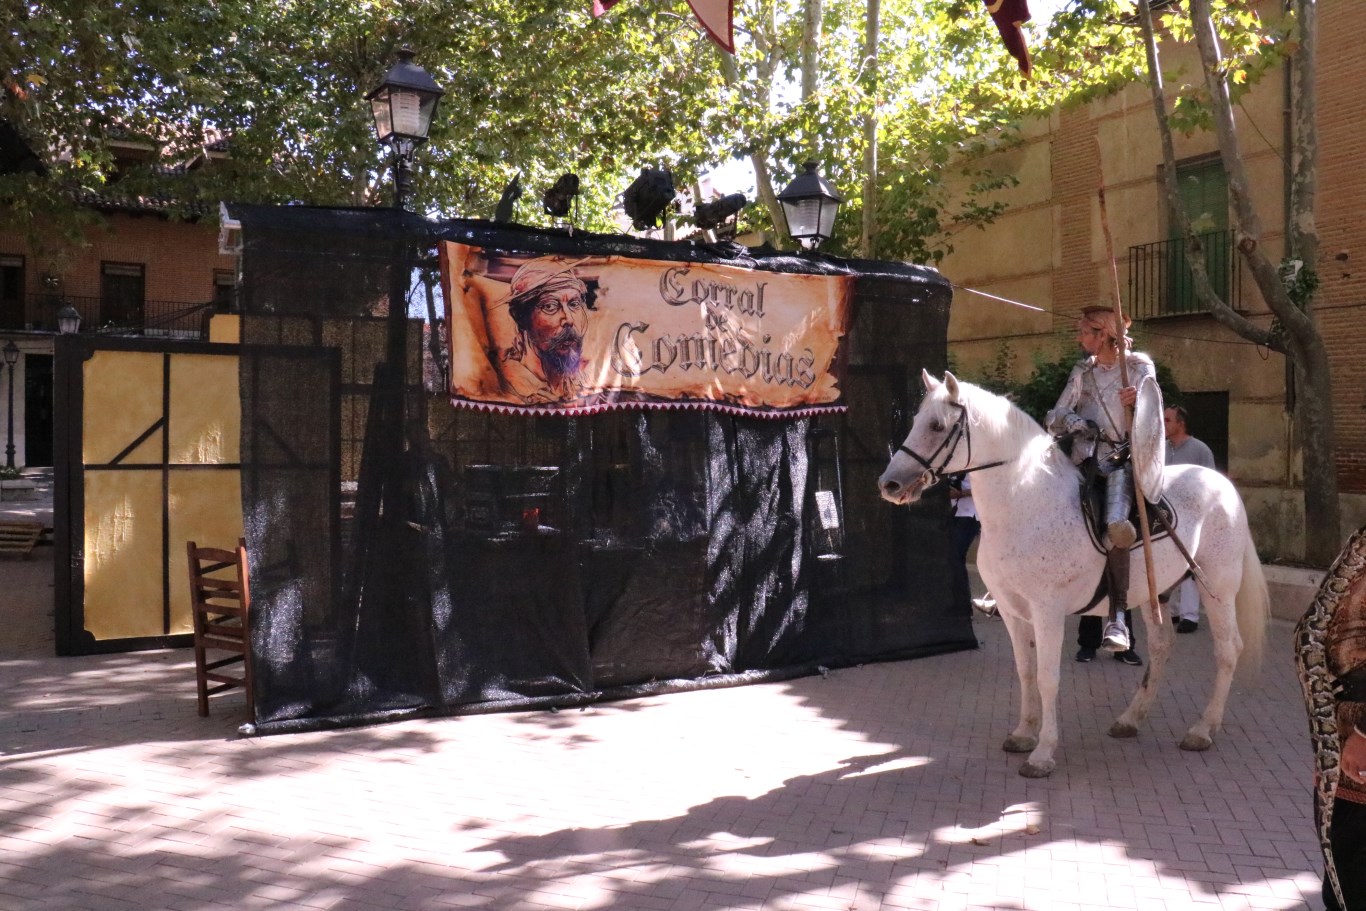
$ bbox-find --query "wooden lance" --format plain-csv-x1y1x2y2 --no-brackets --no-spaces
1096,184,1163,625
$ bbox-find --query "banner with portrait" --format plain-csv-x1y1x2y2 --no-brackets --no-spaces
439,241,854,417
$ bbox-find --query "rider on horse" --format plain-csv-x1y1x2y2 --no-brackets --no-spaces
1045,305,1155,655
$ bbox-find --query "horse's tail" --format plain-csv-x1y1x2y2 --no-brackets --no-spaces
1235,525,1270,679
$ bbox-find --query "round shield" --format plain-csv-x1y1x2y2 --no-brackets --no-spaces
1131,375,1166,502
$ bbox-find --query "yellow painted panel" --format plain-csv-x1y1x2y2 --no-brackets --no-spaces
84,351,164,465
84,470,164,640
208,314,241,343
167,471,245,635
168,355,241,464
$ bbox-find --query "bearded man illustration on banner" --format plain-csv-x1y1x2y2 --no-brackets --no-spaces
499,257,596,404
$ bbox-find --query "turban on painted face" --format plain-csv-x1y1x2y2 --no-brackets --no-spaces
506,258,592,329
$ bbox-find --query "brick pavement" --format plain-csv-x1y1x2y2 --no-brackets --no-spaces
0,547,1329,911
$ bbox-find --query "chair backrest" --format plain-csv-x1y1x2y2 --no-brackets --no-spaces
187,539,250,617
187,538,252,719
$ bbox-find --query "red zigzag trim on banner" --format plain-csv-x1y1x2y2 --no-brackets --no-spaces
451,398,846,420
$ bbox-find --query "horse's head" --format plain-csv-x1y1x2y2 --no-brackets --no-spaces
878,369,971,505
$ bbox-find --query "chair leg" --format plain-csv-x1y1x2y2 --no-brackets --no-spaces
242,642,255,724
194,641,210,717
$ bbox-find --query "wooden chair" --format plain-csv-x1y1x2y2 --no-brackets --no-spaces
187,539,254,720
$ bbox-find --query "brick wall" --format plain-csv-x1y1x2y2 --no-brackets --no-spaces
1051,108,1100,331
0,210,234,323
1317,2,1366,494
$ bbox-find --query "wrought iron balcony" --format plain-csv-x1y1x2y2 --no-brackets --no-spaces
5,294,219,339
1127,230,1241,320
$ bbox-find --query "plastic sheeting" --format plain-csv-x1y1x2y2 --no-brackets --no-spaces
230,204,975,734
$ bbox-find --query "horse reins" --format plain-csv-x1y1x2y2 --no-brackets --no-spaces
895,401,1008,486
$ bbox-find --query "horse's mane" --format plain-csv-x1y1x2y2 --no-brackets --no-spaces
955,380,1078,481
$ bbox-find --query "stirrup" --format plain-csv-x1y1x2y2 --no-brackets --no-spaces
1101,620,1130,653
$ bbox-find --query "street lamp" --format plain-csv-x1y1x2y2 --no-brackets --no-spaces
777,161,843,251
56,304,82,335
367,48,445,210
3,340,18,469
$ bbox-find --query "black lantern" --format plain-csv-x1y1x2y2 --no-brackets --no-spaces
367,48,444,209
56,304,82,335
777,161,843,251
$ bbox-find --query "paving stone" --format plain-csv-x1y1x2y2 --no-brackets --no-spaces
0,549,1330,910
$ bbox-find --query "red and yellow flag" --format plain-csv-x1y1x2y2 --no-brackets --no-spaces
985,0,1032,78
592,0,735,54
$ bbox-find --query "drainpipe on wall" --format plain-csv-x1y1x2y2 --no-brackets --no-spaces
1282,0,1296,489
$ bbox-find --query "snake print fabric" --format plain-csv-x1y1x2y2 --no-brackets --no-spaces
1294,526,1366,910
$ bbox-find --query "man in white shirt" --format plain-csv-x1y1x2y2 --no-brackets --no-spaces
1163,405,1216,633
949,475,981,618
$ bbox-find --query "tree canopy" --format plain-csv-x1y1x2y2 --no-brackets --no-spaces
4,0,1135,260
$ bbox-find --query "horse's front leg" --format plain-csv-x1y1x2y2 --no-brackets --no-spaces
998,609,1041,755
1018,612,1066,778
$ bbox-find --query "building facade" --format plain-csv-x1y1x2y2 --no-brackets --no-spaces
0,136,235,468
941,2,1364,562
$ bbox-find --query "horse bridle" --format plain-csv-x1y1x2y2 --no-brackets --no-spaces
895,401,1007,486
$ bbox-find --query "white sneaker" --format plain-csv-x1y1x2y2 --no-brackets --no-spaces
971,596,998,617
1101,620,1130,653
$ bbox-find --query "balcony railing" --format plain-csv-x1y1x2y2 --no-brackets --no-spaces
1127,230,1241,320
5,294,219,339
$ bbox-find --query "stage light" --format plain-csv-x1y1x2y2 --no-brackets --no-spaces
623,167,676,231
542,173,580,219
694,192,748,235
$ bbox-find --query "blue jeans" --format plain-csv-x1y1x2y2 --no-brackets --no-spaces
952,516,980,615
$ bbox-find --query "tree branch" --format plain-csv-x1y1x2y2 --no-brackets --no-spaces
1134,0,1283,351
717,46,789,248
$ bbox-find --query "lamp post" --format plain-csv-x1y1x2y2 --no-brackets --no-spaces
367,48,444,211
3,340,18,469
777,161,844,251
363,48,444,509
351,48,446,700
366,46,444,415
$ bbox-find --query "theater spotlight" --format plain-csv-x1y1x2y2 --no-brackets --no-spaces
622,166,676,231
542,173,580,219
694,192,748,237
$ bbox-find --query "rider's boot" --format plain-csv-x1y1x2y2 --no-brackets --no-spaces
1100,544,1131,653
1105,465,1137,549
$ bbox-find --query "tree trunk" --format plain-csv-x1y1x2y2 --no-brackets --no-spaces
801,0,823,103
1136,0,1340,564
1282,0,1339,566
718,33,791,249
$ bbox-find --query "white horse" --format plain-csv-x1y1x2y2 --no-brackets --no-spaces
878,371,1269,778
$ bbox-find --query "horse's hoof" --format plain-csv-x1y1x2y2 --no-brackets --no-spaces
1179,733,1213,751
1002,735,1038,754
1019,760,1055,778
1108,721,1139,739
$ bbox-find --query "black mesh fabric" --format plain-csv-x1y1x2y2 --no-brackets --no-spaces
230,204,974,734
